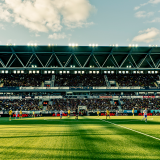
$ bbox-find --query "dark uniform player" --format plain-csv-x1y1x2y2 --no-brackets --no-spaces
75,108,78,120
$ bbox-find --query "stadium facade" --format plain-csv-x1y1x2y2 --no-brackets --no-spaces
0,45,160,117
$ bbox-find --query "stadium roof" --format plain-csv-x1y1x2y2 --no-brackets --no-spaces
0,45,160,70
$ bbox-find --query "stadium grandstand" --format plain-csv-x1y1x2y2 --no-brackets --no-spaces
0,45,160,116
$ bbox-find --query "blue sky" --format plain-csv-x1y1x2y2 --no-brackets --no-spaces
0,0,160,46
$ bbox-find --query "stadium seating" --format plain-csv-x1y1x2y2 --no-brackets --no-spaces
0,99,40,111
55,74,106,87
0,74,52,87
47,99,117,111
121,98,160,110
107,74,158,87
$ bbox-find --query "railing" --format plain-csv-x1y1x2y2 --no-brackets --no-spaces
0,86,160,91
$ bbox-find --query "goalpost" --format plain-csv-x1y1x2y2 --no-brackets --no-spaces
78,106,87,116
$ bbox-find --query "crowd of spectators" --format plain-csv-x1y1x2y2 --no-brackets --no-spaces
47,99,118,111
121,98,160,110
107,74,158,87
0,74,52,87
0,99,41,111
55,74,106,87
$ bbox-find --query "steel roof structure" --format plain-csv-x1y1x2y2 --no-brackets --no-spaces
0,45,160,70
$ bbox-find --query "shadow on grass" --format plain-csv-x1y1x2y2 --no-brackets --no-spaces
0,145,158,160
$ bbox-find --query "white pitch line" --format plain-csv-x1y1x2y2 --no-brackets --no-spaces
99,119,160,141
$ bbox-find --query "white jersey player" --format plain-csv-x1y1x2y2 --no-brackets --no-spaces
15,109,18,119
141,108,147,122
60,110,63,119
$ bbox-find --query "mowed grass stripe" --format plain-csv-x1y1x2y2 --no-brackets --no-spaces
0,116,160,159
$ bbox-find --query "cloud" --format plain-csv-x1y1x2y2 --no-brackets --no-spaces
132,27,160,43
135,11,154,18
48,33,67,39
35,33,40,37
0,0,95,32
134,6,140,10
148,17,160,23
134,0,160,10
0,23,5,30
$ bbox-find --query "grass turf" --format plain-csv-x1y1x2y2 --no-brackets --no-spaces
0,116,160,160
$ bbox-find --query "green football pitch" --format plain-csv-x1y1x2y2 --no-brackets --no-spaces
0,116,160,160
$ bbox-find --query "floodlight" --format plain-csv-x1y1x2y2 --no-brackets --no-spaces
89,44,91,46
27,43,30,46
116,44,118,47
76,44,78,46
156,45,158,47
6,44,8,46
132,44,135,47
69,44,71,46
129,44,131,47
135,44,138,47
48,44,51,46
149,45,151,47
96,44,98,46
34,43,37,46
92,44,95,47
72,43,75,47
31,43,33,46
13,43,15,46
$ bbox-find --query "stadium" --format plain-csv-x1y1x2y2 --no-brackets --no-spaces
0,45,160,159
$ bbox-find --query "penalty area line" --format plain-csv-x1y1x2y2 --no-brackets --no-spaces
99,119,160,141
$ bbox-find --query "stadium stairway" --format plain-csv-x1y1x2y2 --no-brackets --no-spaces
116,82,119,87
41,82,44,87
104,75,111,87
155,82,158,87
0,83,4,87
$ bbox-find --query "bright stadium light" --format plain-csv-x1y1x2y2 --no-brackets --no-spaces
13,43,15,46
69,44,71,46
96,44,98,46
129,44,131,47
76,44,78,46
6,44,8,46
89,44,91,46
92,44,95,47
156,45,158,47
31,43,33,46
34,43,37,46
136,44,138,47
27,43,30,46
48,44,51,46
132,44,135,47
113,44,115,47
116,44,118,47
149,45,151,47
72,43,75,47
